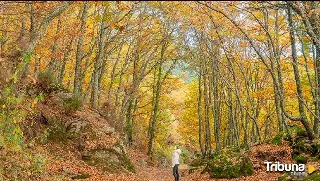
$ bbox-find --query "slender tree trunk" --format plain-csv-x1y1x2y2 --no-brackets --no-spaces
203,63,211,156
287,4,315,140
58,38,74,85
212,63,220,151
147,42,165,156
74,2,89,95
48,18,61,74
91,8,107,109
197,62,205,156
314,45,320,137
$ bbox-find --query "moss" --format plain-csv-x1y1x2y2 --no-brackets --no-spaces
293,140,308,154
272,132,284,145
205,149,254,178
294,155,308,164
71,173,90,179
288,124,308,139
310,142,320,156
304,172,320,181
296,128,308,138
283,133,292,142
310,156,319,162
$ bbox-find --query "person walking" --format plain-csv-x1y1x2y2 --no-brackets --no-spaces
172,146,181,181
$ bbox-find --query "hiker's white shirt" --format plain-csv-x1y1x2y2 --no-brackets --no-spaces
172,149,181,167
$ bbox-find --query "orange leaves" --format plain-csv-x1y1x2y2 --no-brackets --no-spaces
109,23,125,32
116,2,131,11
240,41,249,48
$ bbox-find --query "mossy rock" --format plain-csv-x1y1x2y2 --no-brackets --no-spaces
82,142,135,173
304,172,320,181
294,155,308,164
47,118,78,142
205,149,254,178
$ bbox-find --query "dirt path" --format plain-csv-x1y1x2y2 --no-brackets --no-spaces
127,148,283,181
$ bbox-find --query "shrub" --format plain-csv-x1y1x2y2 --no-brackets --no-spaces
63,94,83,113
37,70,60,94
189,158,207,174
0,86,46,180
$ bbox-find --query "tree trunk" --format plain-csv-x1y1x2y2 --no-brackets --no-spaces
287,4,315,140
197,62,205,156
147,42,165,156
74,2,89,95
91,8,107,109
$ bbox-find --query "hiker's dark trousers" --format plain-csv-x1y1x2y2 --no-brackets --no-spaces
173,164,179,181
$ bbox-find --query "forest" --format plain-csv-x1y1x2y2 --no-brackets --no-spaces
0,1,320,181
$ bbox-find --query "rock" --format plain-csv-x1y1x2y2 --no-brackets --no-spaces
68,118,88,134
62,167,72,175
57,92,74,100
139,159,148,166
82,141,135,173
102,125,115,135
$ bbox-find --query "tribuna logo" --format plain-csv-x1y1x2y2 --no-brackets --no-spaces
264,162,305,172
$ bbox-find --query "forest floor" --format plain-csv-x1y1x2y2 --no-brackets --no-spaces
36,95,304,181
45,142,287,181
122,145,284,181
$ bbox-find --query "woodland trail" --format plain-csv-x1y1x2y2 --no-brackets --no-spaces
124,145,289,181
128,150,182,181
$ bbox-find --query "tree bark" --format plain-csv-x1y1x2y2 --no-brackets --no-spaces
74,2,89,95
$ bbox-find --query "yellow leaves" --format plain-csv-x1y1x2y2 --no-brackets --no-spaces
2,104,5,109
255,34,268,41
251,88,274,100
